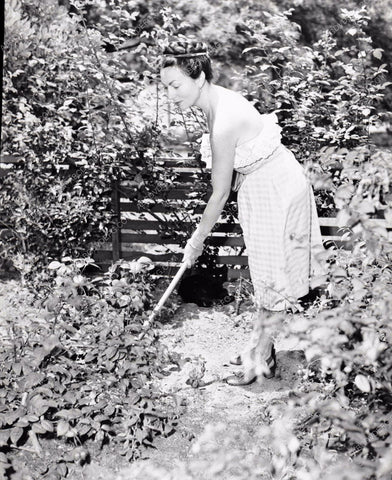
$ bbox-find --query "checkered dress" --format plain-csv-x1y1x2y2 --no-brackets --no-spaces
202,113,325,311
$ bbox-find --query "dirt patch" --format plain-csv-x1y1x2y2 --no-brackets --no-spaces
1,279,321,479
80,300,315,479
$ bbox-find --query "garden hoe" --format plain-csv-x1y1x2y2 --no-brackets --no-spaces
138,262,188,340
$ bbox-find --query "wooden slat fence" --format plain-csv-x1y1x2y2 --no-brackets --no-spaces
1,153,390,279
92,151,392,279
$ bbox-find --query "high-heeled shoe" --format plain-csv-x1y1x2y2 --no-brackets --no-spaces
229,355,242,366
225,345,277,386
229,344,276,367
263,344,276,380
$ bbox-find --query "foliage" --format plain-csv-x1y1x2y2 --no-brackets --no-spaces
144,5,392,477
2,0,391,275
0,257,177,479
232,7,392,475
279,0,392,112
285,142,392,476
2,0,392,478
234,7,390,215
1,0,157,274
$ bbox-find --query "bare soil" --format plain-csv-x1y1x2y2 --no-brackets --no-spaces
0,279,320,480
81,298,315,480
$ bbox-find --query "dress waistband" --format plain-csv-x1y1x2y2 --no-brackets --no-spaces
232,144,285,192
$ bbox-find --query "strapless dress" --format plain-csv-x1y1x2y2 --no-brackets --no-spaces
200,112,325,311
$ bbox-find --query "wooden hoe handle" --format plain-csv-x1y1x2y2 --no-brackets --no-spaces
139,262,188,339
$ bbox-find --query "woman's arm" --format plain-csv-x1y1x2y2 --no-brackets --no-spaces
198,127,236,232
183,126,236,265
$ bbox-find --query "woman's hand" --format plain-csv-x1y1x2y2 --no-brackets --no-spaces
183,240,203,268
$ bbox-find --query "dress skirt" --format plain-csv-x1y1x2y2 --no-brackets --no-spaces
237,145,324,311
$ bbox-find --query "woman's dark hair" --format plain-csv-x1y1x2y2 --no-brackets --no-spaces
161,40,213,82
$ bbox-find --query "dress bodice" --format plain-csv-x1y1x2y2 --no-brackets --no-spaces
200,112,282,173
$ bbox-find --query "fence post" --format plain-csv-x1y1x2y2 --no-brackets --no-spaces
111,171,121,262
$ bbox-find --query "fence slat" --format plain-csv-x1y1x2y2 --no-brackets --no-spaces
119,233,246,247
93,250,182,262
120,219,359,238
120,202,206,214
122,219,243,233
120,188,211,201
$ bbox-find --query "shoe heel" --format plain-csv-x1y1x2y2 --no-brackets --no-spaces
263,345,276,379
229,355,242,366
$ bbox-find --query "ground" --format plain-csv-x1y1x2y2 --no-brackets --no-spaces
0,279,325,480
80,297,318,480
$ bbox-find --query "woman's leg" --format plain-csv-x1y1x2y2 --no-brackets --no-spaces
226,308,278,385
242,308,276,380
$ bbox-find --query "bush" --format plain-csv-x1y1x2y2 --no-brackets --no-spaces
1,0,155,274
0,257,177,478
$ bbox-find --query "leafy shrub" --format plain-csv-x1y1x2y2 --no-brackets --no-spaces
0,257,177,478
234,7,390,214
2,2,392,477
1,0,155,274
230,6,392,477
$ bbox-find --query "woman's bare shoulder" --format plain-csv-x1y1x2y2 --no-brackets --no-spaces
212,86,263,139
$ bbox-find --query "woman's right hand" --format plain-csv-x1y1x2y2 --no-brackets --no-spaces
183,240,203,268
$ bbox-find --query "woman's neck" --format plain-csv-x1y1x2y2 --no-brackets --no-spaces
194,82,220,131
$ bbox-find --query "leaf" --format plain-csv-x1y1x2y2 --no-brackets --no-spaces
355,374,371,393
310,275,327,289
29,395,49,417
65,427,78,438
20,372,45,390
56,463,68,477
77,424,91,436
377,444,392,478
104,405,115,417
32,423,47,434
54,409,82,420
14,417,29,428
48,261,62,270
336,208,352,228
56,420,70,437
351,278,365,290
40,419,54,432
25,415,39,423
373,48,383,60
10,427,23,445
105,346,118,360
289,317,309,333
43,335,61,353
311,327,335,342
242,46,263,54
12,363,22,376
136,428,148,444
357,198,375,214
304,345,323,362
384,207,392,224
333,267,347,278
0,429,10,447
348,430,368,445
335,184,355,209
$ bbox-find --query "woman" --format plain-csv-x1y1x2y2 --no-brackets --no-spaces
160,40,325,385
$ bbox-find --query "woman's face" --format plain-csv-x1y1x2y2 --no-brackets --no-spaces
160,66,202,110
